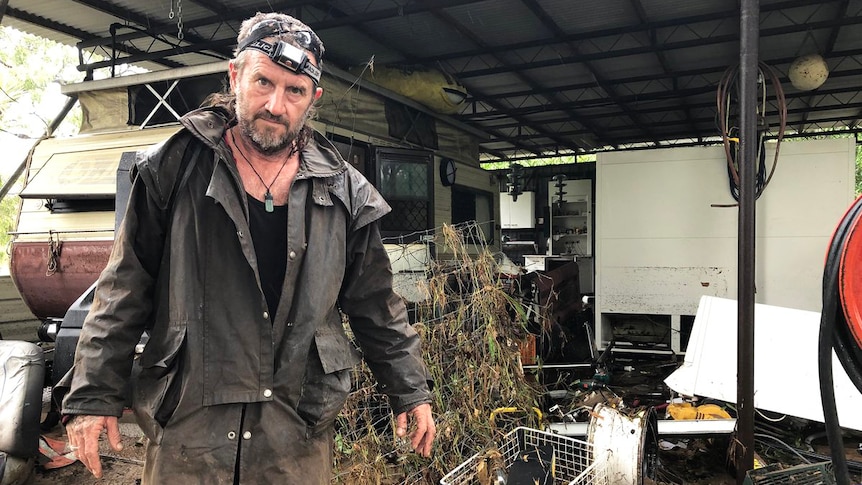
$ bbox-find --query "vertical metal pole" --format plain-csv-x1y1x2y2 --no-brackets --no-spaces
737,0,758,482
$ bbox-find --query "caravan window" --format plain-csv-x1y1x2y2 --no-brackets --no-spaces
19,150,121,213
375,148,433,241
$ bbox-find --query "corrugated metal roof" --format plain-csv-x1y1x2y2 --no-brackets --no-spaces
3,0,862,160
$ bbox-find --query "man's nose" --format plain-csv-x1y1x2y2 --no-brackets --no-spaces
265,90,287,116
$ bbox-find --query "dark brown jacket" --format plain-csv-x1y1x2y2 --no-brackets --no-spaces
61,107,432,484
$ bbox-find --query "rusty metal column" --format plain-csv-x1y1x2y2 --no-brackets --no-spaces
736,0,758,483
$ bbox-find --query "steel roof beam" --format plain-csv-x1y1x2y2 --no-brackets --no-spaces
73,0,485,49
793,0,850,134
423,0,848,63
518,0,646,148
456,15,862,79
464,66,862,127
64,0,231,71
5,7,183,70
430,7,578,156
629,0,699,142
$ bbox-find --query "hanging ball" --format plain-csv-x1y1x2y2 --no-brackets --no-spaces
788,54,829,91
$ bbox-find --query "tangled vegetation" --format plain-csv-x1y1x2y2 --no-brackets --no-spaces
333,223,543,484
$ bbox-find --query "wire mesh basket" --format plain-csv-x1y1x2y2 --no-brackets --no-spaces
440,427,605,485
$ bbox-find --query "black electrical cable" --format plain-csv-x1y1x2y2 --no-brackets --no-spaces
820,195,862,485
716,62,787,202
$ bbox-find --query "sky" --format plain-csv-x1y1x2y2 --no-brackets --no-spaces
0,133,36,182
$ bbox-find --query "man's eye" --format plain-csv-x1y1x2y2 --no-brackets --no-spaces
288,86,304,95
257,78,271,87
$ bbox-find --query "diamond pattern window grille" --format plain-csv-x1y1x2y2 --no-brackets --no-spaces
375,148,433,240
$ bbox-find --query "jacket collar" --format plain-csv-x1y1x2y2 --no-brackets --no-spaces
180,106,347,178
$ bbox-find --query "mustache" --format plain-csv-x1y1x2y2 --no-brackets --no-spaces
254,111,287,125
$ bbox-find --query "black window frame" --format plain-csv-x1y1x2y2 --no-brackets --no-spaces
374,147,433,242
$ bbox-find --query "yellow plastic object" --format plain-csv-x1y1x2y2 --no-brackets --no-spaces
667,402,732,420
489,407,543,427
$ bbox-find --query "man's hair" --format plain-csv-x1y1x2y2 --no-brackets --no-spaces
202,11,323,134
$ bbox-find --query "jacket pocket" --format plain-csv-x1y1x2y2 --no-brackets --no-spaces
132,324,187,444
296,331,361,437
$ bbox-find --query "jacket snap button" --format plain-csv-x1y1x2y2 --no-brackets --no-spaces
263,311,269,320
288,251,296,260
286,321,293,327
237,230,244,238
227,431,236,440
263,389,273,398
242,431,252,440
318,196,325,202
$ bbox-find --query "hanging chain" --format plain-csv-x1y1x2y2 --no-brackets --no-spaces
169,0,175,19
176,0,184,40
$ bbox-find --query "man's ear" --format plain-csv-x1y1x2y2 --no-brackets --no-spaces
228,61,239,92
314,87,323,101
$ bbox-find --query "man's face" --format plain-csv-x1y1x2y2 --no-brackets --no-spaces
230,49,322,155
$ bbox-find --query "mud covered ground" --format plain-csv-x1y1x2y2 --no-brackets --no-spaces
27,426,859,484
31,415,146,485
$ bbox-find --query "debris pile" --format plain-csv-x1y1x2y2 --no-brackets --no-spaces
333,223,541,484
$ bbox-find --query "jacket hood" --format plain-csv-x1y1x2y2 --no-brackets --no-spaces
180,106,347,178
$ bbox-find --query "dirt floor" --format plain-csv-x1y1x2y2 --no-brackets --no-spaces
30,414,146,485
24,425,860,484
23,380,860,484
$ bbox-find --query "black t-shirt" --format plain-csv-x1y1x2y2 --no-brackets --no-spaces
246,194,288,322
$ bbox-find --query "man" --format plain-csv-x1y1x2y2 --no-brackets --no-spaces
60,11,435,484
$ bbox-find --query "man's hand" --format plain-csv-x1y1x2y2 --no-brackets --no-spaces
395,403,435,457
65,415,123,478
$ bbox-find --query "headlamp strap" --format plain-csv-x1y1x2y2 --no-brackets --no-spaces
242,39,321,85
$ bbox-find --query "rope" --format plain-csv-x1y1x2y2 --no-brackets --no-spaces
46,231,61,276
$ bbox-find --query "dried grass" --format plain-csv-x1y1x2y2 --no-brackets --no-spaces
333,223,542,484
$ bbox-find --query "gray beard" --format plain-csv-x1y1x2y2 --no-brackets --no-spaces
238,116,299,155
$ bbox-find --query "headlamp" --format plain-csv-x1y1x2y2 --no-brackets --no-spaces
236,19,324,85
241,39,321,85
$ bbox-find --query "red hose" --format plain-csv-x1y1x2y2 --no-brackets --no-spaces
839,195,862,350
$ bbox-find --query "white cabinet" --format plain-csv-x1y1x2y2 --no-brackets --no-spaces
499,191,535,229
548,180,591,256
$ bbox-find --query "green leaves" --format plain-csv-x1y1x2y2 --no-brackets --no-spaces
0,26,83,137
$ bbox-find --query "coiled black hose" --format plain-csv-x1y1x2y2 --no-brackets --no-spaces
820,195,862,485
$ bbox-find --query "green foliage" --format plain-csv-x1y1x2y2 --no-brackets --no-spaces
0,26,87,271
0,26,83,137
0,176,19,266
480,153,596,171
856,144,861,196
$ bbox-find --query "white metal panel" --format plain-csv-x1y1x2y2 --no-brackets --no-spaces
594,138,855,349
500,191,535,228
664,296,862,431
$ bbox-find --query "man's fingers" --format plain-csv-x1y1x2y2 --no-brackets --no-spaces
82,422,104,478
106,417,124,451
407,404,435,457
66,415,113,478
394,412,408,437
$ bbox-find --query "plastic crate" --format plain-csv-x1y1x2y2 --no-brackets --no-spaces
440,427,604,485
744,462,835,485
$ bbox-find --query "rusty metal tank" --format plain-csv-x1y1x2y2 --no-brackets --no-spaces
9,126,177,320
